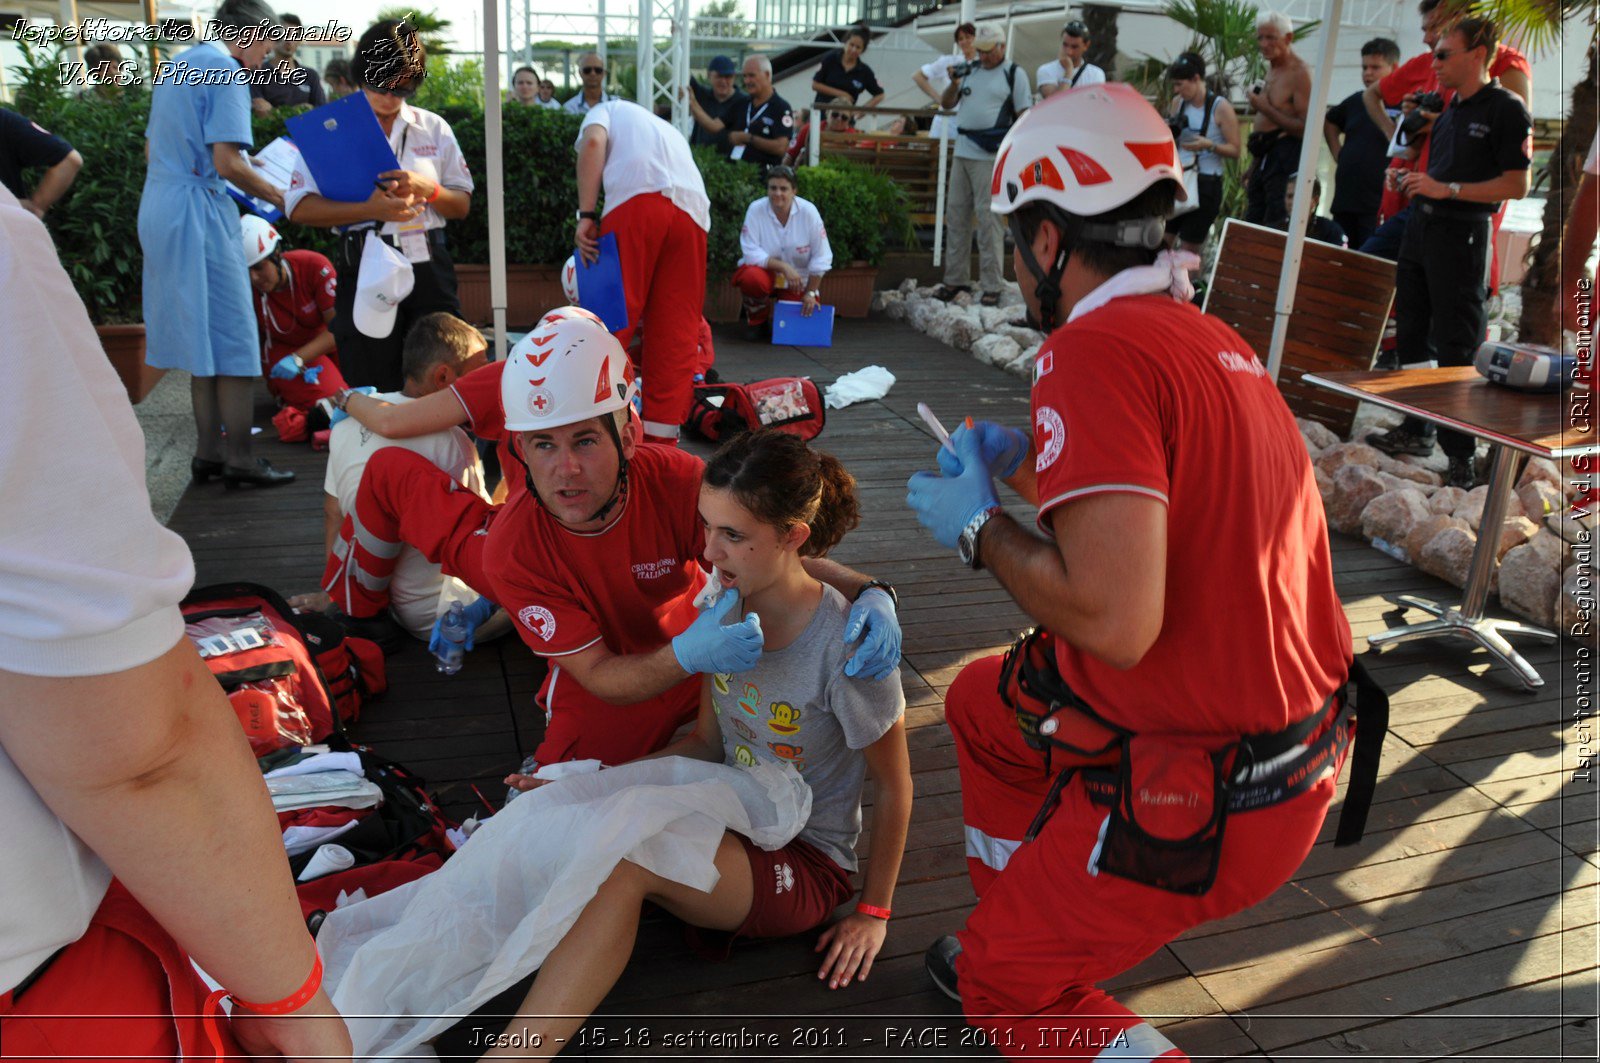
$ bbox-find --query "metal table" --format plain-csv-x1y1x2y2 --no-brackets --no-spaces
1304,368,1596,690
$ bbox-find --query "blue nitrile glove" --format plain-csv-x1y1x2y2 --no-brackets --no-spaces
672,589,764,674
429,596,499,656
327,386,377,427
907,430,1001,550
303,364,324,386
936,420,1029,480
270,353,304,380
843,587,901,680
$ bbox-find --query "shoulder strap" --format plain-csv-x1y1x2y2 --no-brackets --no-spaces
1069,62,1086,87
1200,91,1215,138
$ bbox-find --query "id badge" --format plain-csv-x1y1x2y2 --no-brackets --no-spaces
398,219,431,263
729,144,746,161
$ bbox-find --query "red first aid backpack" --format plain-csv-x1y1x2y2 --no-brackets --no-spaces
684,377,825,443
181,583,385,756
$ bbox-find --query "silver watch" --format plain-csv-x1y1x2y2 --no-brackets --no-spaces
957,506,1004,569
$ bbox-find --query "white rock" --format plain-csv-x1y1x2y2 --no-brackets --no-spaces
1429,486,1468,515
1496,516,1540,560
898,278,919,295
947,310,984,351
1403,513,1468,563
1297,418,1340,452
1518,456,1562,490
999,325,1045,349
1418,525,1478,588
907,298,942,332
951,289,975,308
1314,465,1334,502
971,334,1022,368
1377,471,1435,497
1516,479,1565,523
1328,464,1388,535
1523,527,1570,569
1452,485,1526,530
1498,539,1562,628
1316,442,1386,478
1377,454,1443,487
1361,488,1433,545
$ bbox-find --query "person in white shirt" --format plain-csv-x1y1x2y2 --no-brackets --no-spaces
284,19,475,393
913,22,977,141
564,52,617,114
732,164,833,334
0,181,351,1059
575,100,710,444
1036,19,1106,98
302,313,510,646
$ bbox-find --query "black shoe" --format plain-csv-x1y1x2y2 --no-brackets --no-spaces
1446,454,1479,490
222,458,295,490
325,608,408,654
924,935,962,1002
745,320,771,342
191,457,224,483
932,284,970,302
1366,424,1436,458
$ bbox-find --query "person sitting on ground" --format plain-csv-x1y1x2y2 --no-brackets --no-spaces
293,312,508,650
487,430,913,1055
321,309,904,769
732,165,833,336
1278,174,1349,247
242,214,349,411
323,57,357,98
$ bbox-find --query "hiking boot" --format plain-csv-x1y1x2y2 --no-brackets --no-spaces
924,935,962,1002
1446,454,1479,490
1366,423,1436,458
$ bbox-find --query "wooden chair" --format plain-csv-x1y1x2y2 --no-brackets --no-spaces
1203,219,1397,437
817,130,947,225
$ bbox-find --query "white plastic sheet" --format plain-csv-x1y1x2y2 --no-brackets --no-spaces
823,366,896,410
318,757,812,1060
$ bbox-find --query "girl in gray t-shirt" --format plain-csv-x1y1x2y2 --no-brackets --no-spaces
493,431,912,1051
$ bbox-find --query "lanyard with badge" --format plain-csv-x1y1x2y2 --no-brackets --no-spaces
390,125,432,264
731,98,770,161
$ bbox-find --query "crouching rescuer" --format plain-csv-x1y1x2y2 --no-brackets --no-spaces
903,83,1387,1061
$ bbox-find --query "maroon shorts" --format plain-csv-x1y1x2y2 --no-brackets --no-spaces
686,835,854,960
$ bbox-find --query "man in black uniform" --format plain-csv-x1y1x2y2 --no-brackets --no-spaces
728,54,794,169
685,55,748,156
1323,37,1399,249
0,108,81,218
1366,17,1532,488
250,14,327,113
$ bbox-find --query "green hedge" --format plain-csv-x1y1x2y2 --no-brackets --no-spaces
23,85,910,324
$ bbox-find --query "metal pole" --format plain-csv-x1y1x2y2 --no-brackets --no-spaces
808,105,821,166
598,0,607,75
1265,0,1344,383
636,0,650,105
505,0,514,88
933,121,950,268
484,0,509,363
960,0,975,26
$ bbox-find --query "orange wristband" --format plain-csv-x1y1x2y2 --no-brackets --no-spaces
424,183,442,204
856,902,892,920
229,952,323,1014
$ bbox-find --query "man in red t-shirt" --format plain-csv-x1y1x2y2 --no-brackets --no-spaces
905,86,1373,1060
324,308,904,768
241,215,348,409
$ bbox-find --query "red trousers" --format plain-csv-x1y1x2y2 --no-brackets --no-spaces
321,448,694,766
603,194,708,442
262,344,348,411
730,265,803,326
1,882,241,1060
946,655,1339,1062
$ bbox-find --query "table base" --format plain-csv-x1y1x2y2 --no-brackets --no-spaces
1369,593,1558,690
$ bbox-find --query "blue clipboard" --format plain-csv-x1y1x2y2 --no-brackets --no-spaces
771,301,835,347
285,93,401,204
226,185,282,223
573,233,629,332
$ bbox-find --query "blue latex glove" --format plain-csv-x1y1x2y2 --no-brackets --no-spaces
327,386,377,427
303,364,323,386
269,353,303,380
672,589,763,674
429,596,499,656
936,420,1029,480
906,430,1001,550
842,587,901,680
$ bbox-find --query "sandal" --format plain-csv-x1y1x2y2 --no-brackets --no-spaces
932,284,970,302
980,291,1002,307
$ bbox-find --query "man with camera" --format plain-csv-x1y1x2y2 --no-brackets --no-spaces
935,23,1031,308
1366,18,1532,489
1035,20,1104,99
1244,11,1311,229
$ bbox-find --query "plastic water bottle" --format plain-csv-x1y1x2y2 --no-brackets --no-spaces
434,601,467,675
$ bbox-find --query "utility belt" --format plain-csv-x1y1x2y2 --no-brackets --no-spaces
1414,197,1495,220
998,627,1387,896
337,226,448,267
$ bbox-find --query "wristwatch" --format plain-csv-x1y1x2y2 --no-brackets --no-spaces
957,505,1004,569
1448,181,1462,200
806,289,821,298
577,209,600,222
854,578,898,607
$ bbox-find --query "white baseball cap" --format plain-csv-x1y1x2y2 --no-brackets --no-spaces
974,23,1005,51
352,233,416,339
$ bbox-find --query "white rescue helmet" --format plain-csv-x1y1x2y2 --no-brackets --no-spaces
240,214,282,267
501,306,638,433
560,255,580,304
989,83,1185,220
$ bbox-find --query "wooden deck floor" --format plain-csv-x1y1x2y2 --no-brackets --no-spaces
168,317,1598,1060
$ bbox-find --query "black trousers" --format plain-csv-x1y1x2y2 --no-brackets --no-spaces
1394,204,1493,458
1244,134,1300,229
1334,210,1379,253
333,229,462,392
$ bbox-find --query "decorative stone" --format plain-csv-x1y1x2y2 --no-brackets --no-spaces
1451,485,1525,531
1314,465,1334,502
1558,563,1595,640
1523,527,1569,569
1496,516,1540,560
1327,464,1388,535
951,289,975,308
1517,456,1563,491
1297,418,1340,453
1361,488,1432,545
1402,513,1468,563
971,334,1022,368
1315,442,1386,478
1377,454,1443,487
1429,486,1468,515
898,278,918,295
1418,525,1478,588
1498,539,1561,628
999,325,1045,349
947,310,984,351
907,298,942,332
1005,344,1040,378
1516,479,1565,524
1376,471,1435,497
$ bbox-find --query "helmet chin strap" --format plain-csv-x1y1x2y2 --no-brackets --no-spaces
1007,212,1073,333
516,414,631,526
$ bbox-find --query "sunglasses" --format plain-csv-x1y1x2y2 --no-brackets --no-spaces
372,81,421,98
582,65,605,74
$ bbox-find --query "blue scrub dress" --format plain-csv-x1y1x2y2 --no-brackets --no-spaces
137,43,259,377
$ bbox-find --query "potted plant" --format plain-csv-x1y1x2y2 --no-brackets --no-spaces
797,160,913,317
695,147,768,322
